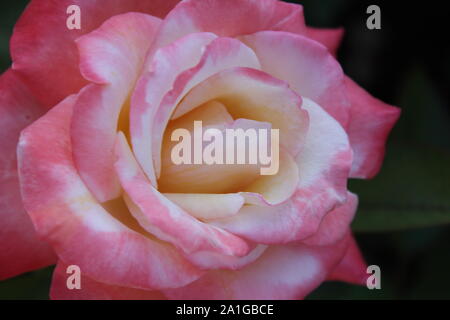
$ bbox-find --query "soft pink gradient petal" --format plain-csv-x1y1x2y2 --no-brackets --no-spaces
302,192,358,246
345,77,401,178
75,12,160,85
130,32,217,186
164,233,352,300
17,96,202,290
151,0,306,51
71,13,160,202
328,234,368,285
151,38,261,179
302,27,344,56
173,67,308,158
241,31,349,128
0,70,56,280
239,150,300,206
114,132,252,269
10,0,180,108
51,261,166,300
70,85,123,201
212,98,352,244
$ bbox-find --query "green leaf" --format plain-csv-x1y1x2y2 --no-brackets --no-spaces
351,143,450,232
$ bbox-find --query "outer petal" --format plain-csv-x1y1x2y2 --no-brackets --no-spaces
240,31,349,127
212,98,352,244
327,234,368,285
17,95,203,290
10,0,179,108
0,69,56,280
51,262,166,300
302,192,358,246
151,0,306,50
345,77,401,178
164,233,352,300
75,12,160,85
71,13,160,202
302,27,344,56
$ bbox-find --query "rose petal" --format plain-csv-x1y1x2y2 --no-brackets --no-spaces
172,67,308,158
50,261,166,300
188,244,268,271
345,77,401,178
130,32,217,186
302,192,358,246
302,27,344,56
18,95,202,290
76,12,160,85
10,0,180,107
151,38,261,179
0,70,56,279
212,98,352,244
163,193,245,220
159,117,270,194
239,149,299,206
114,132,250,258
327,234,368,285
164,233,352,300
240,31,349,127
70,13,160,202
151,0,306,51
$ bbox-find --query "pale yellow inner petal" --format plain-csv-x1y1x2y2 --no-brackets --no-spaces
163,193,244,220
158,100,265,194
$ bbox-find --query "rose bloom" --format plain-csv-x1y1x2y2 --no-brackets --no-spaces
0,0,399,299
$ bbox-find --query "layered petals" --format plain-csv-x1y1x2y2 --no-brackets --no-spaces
163,193,245,221
71,13,160,202
240,31,349,127
2,0,394,300
133,34,263,186
164,233,352,300
173,67,308,158
150,39,261,179
10,0,180,107
0,70,56,279
302,27,344,56
345,77,401,178
158,101,266,194
151,0,306,50
302,192,358,246
17,96,203,290
75,12,161,85
240,149,300,206
212,98,352,244
114,132,252,269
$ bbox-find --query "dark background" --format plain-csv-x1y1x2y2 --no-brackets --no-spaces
1,0,449,299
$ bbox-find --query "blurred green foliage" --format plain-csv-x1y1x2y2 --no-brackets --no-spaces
1,0,449,299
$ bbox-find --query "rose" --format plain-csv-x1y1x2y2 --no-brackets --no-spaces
0,0,400,299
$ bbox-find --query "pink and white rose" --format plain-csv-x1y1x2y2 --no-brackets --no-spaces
0,0,400,299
